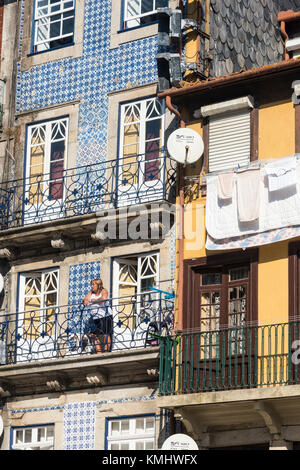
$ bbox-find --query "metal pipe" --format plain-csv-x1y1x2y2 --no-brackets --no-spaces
165,95,185,333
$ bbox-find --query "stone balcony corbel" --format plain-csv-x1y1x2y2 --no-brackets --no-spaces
147,368,159,378
0,382,14,397
0,248,16,260
173,407,210,448
46,376,70,392
86,372,107,386
254,401,282,439
50,232,71,251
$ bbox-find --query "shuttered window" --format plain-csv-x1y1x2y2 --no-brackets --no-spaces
208,109,251,173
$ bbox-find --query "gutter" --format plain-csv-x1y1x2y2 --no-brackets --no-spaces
158,58,300,100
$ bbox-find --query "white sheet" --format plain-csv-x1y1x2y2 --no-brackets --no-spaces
265,156,297,192
206,158,300,240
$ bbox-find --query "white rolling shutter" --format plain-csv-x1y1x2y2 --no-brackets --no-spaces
208,109,251,172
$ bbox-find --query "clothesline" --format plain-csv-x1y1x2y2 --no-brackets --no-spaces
200,153,300,184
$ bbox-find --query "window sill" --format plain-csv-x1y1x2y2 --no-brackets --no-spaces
21,41,83,72
110,21,158,49
117,20,159,35
27,42,75,58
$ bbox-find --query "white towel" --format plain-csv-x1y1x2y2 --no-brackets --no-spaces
217,172,233,200
265,156,297,192
236,169,260,222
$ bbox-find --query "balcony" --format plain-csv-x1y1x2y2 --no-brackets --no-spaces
158,322,300,396
0,293,174,366
0,153,176,231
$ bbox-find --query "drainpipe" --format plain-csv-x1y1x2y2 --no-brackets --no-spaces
196,0,201,74
278,16,290,60
165,95,185,333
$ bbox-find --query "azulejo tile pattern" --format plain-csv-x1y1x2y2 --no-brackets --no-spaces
67,262,101,350
16,0,159,169
9,395,157,415
64,401,96,450
68,261,101,306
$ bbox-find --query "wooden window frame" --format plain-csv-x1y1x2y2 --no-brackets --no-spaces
289,241,300,319
183,250,258,331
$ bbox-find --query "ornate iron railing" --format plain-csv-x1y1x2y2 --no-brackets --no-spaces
0,293,174,365
0,153,176,230
159,322,300,395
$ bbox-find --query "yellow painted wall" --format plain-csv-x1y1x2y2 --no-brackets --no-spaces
259,100,295,161
258,241,289,325
257,99,295,325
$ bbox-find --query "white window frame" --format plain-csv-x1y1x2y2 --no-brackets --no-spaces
112,252,160,350
119,97,165,163
113,252,160,311
26,117,69,183
123,0,158,29
24,117,69,223
33,0,75,53
12,425,55,450
19,268,60,327
17,268,60,362
118,97,165,204
107,416,156,450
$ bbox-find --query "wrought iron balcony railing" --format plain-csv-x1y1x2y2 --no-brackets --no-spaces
0,153,176,230
0,293,174,365
158,322,300,396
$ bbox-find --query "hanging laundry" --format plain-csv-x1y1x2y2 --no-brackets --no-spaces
217,172,233,200
265,156,297,192
236,169,260,223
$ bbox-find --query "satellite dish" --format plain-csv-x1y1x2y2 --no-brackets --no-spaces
167,128,204,165
162,433,199,450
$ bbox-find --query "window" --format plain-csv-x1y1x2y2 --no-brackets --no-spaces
123,0,159,30
33,0,75,53
201,96,255,173
107,416,155,450
200,266,249,354
118,97,165,204
112,253,159,348
25,117,68,223
12,425,55,450
17,268,59,362
183,251,258,333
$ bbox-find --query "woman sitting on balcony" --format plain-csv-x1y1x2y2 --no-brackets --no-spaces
82,279,112,353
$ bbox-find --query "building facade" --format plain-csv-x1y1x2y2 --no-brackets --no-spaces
2,0,300,452
0,0,179,451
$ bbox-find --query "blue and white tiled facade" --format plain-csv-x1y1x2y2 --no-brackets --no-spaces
1,2,174,451
64,401,96,450
16,0,159,168
68,261,101,305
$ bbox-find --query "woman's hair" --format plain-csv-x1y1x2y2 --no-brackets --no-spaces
91,278,103,291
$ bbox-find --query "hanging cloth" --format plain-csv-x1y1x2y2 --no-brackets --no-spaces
236,169,260,223
265,156,297,192
217,172,233,200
